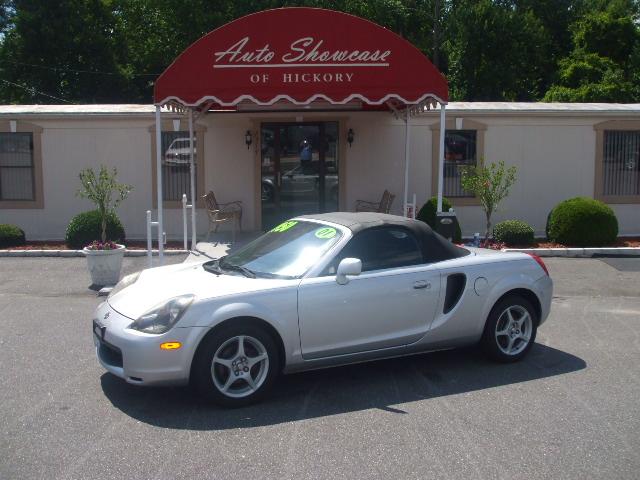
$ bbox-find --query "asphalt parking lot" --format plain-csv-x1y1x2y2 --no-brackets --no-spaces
1,255,639,479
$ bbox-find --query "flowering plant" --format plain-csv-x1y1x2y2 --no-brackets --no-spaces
482,240,507,250
85,240,119,251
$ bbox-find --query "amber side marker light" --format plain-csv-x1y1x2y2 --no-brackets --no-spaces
160,342,182,350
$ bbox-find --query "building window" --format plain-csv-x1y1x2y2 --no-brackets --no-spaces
603,130,639,197
0,132,35,201
160,131,197,201
444,130,476,197
595,120,640,204
431,118,486,205
150,120,206,209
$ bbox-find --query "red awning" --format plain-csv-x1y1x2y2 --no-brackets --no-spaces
154,7,448,110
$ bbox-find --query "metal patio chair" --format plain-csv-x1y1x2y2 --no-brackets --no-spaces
203,190,243,242
355,190,395,214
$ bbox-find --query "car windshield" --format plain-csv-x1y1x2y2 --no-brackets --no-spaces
205,220,343,279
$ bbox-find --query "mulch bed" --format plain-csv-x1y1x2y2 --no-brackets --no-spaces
4,240,186,250
480,237,640,250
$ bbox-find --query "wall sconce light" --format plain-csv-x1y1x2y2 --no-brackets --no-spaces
347,128,354,147
245,130,252,149
172,119,181,132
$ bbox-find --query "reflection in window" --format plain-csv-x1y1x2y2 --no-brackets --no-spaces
161,131,197,201
0,132,34,200
444,130,476,197
603,130,639,196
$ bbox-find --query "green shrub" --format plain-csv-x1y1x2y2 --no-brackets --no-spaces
493,220,535,246
416,196,462,242
65,210,125,249
547,197,618,246
0,224,26,248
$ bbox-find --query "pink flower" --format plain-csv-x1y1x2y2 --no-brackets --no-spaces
86,240,118,250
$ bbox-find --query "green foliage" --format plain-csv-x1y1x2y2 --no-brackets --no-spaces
0,223,26,248
460,160,518,241
444,0,552,100
1,1,639,103
543,7,640,102
493,220,534,246
76,165,131,243
416,196,462,242
547,197,618,246
65,210,126,249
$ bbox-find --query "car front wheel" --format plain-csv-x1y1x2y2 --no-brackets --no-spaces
481,295,537,362
192,323,279,407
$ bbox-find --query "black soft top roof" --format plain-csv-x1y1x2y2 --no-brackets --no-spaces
298,212,469,262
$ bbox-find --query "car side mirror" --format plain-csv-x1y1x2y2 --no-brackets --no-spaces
336,258,362,285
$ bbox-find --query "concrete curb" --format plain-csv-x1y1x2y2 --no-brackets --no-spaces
502,247,640,257
0,249,189,258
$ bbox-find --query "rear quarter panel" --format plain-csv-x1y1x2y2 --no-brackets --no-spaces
422,252,548,349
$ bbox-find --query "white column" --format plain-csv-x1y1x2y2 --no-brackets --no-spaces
188,109,197,250
154,105,164,263
403,108,411,217
437,103,446,213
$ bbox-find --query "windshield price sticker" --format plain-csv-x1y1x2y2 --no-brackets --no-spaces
271,221,298,233
315,227,337,239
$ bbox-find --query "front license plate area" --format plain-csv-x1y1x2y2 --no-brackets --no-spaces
93,320,106,342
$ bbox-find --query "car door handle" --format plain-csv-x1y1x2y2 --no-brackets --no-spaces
413,280,431,290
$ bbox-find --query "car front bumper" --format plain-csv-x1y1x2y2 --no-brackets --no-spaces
92,301,206,386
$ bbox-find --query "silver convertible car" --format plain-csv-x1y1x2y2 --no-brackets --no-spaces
93,212,553,407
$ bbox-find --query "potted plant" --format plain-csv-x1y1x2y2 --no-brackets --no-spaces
77,165,132,286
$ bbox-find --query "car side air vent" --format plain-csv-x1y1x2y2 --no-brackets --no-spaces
444,273,466,314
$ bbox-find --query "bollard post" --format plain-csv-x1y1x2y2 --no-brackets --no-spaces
182,194,188,251
146,210,153,268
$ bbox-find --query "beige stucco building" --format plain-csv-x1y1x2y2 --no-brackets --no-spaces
0,102,639,242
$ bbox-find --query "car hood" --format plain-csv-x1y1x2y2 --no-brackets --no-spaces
107,261,295,320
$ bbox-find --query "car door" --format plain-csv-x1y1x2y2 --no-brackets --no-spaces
297,226,441,359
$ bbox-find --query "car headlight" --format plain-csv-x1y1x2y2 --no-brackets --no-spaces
109,271,141,298
129,295,195,334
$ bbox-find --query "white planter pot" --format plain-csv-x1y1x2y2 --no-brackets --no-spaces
83,244,125,286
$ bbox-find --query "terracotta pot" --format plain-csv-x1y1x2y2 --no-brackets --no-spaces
83,244,125,286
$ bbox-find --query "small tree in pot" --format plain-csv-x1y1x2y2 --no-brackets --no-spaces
460,159,517,245
77,165,132,287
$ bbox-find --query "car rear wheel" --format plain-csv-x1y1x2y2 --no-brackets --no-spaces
481,295,537,362
192,323,279,407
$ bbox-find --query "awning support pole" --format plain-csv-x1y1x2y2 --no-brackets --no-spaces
437,103,446,213
403,108,411,217
154,105,164,264
188,109,197,250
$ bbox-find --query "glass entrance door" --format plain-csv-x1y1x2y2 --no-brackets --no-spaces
261,122,339,231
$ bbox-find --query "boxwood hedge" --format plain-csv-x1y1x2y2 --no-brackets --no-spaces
547,197,618,246
493,220,534,246
0,224,26,248
65,210,126,249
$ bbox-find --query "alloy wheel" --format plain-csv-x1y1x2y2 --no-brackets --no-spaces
211,335,270,398
494,305,533,356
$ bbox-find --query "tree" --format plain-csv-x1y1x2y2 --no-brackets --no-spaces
77,166,132,243
460,160,517,243
543,8,640,102
443,0,552,100
0,0,127,103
